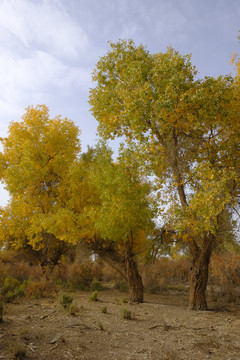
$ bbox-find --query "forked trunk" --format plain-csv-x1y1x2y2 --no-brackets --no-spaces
125,257,144,303
88,236,144,302
189,235,213,310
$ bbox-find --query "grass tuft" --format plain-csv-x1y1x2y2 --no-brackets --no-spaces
101,305,107,314
121,308,132,320
89,290,98,302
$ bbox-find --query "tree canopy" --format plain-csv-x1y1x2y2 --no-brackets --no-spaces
0,105,81,254
0,39,240,308
89,39,240,309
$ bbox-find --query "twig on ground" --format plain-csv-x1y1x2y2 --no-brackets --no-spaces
49,334,62,344
40,308,57,320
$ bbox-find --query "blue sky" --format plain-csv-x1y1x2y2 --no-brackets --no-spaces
0,0,239,205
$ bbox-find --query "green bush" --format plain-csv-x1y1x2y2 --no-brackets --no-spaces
2,277,30,302
89,290,98,302
67,302,78,316
60,294,73,309
3,276,20,293
101,306,107,314
121,308,132,320
58,293,78,315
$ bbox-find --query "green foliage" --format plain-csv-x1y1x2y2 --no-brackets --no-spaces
59,293,73,309
121,308,132,320
58,293,78,315
97,321,104,330
67,302,78,316
3,276,20,292
89,39,240,254
101,305,107,314
1,276,30,302
89,290,98,302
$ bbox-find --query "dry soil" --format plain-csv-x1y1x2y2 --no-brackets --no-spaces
0,289,240,360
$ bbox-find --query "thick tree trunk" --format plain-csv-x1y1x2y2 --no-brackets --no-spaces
189,257,209,310
125,256,144,303
188,235,213,310
89,236,144,302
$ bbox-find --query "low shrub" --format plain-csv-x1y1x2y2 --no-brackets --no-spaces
91,279,104,291
141,257,190,294
3,276,20,293
89,290,98,302
67,302,78,316
1,276,30,302
97,321,104,330
101,306,107,314
121,308,131,320
66,260,103,289
60,293,73,309
59,293,78,315
26,280,56,299
120,296,128,304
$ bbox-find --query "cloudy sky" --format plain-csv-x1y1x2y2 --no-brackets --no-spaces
0,0,239,205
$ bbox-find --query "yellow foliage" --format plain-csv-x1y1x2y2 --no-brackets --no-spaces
0,105,81,250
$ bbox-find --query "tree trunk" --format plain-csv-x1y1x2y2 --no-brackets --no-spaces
125,256,144,303
189,257,209,310
189,235,213,310
88,235,144,302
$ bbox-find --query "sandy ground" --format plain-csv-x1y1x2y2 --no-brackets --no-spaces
0,289,240,360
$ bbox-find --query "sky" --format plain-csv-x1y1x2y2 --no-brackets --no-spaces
0,0,239,206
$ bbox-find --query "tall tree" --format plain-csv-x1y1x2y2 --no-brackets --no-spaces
89,40,240,309
49,144,156,302
0,105,81,268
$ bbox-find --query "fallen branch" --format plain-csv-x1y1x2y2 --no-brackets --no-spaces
40,308,57,320
26,344,36,352
49,334,62,344
50,343,59,352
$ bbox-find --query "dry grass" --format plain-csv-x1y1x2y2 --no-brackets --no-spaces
0,250,240,308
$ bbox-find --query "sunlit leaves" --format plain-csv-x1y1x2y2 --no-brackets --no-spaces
0,105,81,250
89,39,240,250
86,144,155,246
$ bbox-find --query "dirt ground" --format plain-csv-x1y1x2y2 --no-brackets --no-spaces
0,289,240,360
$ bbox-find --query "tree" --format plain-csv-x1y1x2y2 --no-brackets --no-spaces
0,105,81,269
89,40,240,309
50,144,156,302
0,105,155,301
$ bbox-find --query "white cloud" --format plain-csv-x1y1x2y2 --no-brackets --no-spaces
0,0,92,131
0,0,88,60
0,48,92,127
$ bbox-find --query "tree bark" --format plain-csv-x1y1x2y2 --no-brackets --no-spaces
125,256,144,303
188,235,214,310
88,236,144,303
